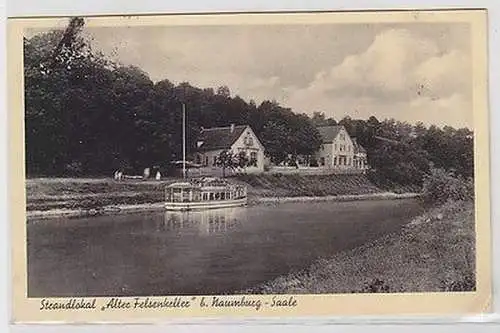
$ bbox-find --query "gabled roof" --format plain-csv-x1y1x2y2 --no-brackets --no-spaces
317,125,344,143
319,125,367,154
197,125,248,151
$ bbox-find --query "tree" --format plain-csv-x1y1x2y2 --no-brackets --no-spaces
311,111,337,127
24,17,117,175
216,85,231,98
215,150,252,177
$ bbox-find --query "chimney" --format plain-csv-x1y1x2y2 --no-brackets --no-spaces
230,124,235,133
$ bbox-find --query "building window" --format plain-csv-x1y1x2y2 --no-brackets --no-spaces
334,157,337,166
244,135,254,146
213,156,217,166
250,152,257,166
320,157,325,166
205,156,209,166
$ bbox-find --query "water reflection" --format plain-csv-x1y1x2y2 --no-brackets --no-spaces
162,207,245,235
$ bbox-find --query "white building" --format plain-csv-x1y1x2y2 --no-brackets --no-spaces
195,124,265,174
315,125,368,171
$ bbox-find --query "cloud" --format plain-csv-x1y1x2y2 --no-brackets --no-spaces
407,94,471,128
413,49,470,98
284,28,472,128
304,29,439,94
81,25,471,128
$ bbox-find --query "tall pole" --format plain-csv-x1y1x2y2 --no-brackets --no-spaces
182,103,186,179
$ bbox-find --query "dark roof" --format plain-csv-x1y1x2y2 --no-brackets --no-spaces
317,125,343,143
197,125,248,151
319,125,367,154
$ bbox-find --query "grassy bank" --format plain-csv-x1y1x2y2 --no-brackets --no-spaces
26,173,389,214
237,173,383,197
26,178,174,212
243,200,475,294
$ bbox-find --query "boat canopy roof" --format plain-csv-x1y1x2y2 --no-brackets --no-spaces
170,161,203,169
166,177,242,189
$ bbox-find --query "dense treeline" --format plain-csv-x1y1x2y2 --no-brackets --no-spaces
24,18,474,189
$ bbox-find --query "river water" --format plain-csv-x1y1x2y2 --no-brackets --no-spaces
27,199,423,297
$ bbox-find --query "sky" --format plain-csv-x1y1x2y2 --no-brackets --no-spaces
30,22,473,129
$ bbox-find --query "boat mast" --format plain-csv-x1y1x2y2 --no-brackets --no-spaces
182,102,186,179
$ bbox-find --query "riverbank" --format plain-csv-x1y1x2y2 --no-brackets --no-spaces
27,191,420,220
236,173,383,197
25,175,418,220
243,200,475,294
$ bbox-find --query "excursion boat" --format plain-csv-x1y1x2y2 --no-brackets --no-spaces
165,103,247,211
165,177,248,211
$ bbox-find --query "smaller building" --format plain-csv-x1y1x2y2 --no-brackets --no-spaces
315,125,368,171
351,137,368,170
195,124,265,174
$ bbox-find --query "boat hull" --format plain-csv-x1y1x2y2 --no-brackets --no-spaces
165,198,247,211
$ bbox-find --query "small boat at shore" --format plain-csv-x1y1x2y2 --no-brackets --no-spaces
165,177,248,211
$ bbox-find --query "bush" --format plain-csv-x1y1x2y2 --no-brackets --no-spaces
422,168,474,205
359,278,391,293
441,275,475,292
64,161,83,175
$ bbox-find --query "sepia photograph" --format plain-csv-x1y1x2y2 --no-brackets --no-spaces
8,9,491,321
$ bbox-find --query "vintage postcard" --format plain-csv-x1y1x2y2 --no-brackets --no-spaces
8,9,491,323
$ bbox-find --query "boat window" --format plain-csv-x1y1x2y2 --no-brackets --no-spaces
172,192,182,202
209,192,214,201
221,192,226,200
226,192,231,200
215,192,221,200
182,189,190,202
202,193,208,201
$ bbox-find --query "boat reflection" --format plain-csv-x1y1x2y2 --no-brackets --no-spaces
161,207,246,235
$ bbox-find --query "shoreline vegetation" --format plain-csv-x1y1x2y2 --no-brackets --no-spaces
25,174,421,220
